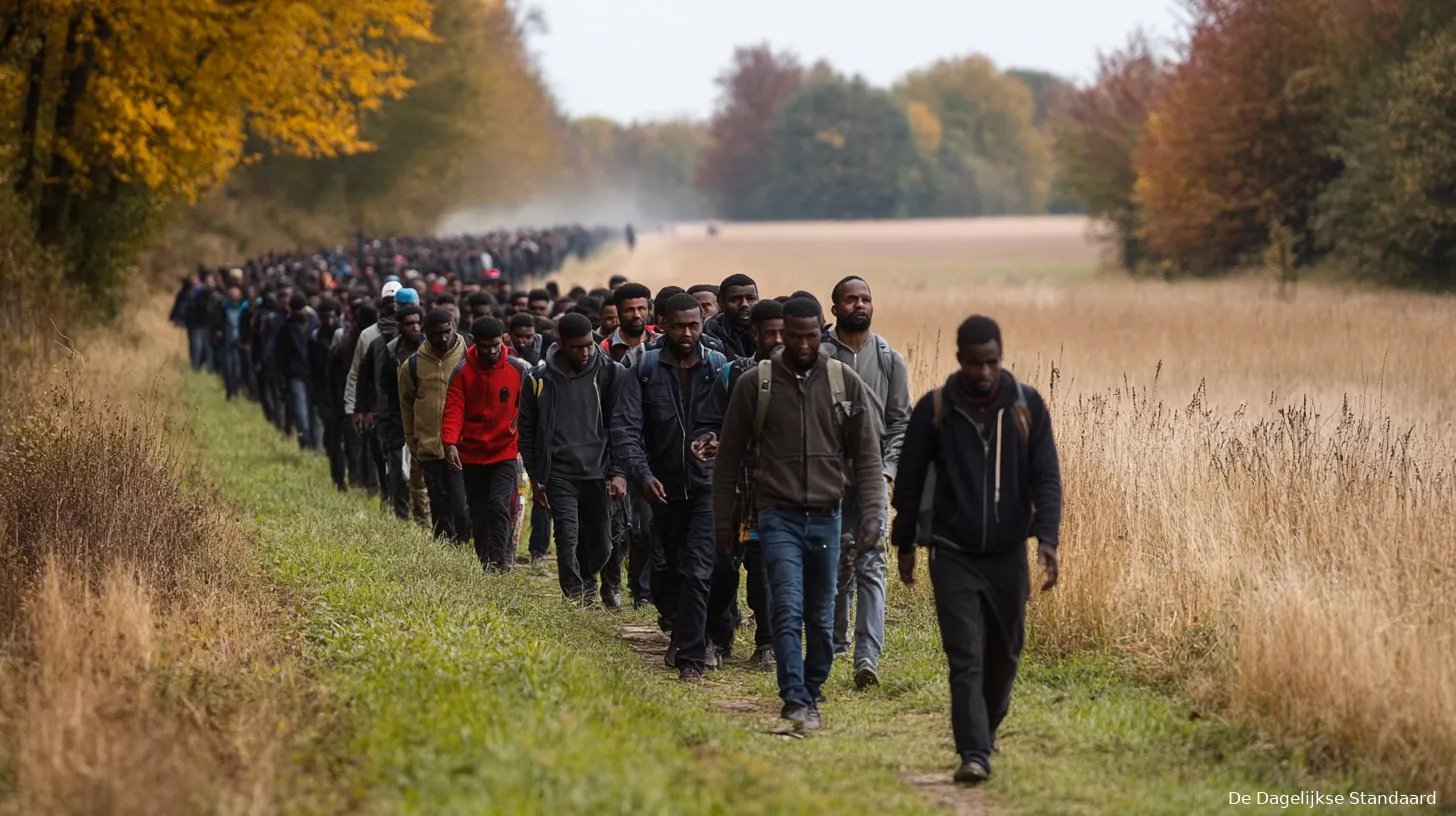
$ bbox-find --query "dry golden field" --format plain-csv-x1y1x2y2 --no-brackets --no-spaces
573,215,1456,793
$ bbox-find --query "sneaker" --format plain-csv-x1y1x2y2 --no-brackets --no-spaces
953,756,991,785
780,703,810,727
802,706,822,731
750,647,776,671
602,590,622,610
704,645,722,670
633,596,650,610
664,643,679,669
854,665,880,690
530,556,547,569
679,666,703,683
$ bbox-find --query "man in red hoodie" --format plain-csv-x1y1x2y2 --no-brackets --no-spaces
444,317,532,571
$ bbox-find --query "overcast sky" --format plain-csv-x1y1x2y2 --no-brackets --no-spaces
529,0,1185,123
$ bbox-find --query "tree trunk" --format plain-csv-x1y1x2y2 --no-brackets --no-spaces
14,27,46,198
37,12,96,244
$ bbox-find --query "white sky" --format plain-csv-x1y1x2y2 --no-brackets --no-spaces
529,0,1186,122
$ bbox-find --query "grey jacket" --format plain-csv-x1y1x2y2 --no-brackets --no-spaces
821,327,912,481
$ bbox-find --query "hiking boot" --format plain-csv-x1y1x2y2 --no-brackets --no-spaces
749,647,776,671
664,643,679,669
854,665,880,690
953,755,991,785
678,666,703,683
802,706,823,731
780,703,810,727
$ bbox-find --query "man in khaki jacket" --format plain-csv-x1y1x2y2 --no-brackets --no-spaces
400,308,469,543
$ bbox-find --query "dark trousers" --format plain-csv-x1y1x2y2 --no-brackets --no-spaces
547,477,612,600
366,427,387,498
929,546,1028,763
421,459,469,543
384,445,410,521
528,502,552,558
625,492,653,602
463,460,518,569
651,493,716,671
345,422,366,487
707,540,772,652
321,411,346,490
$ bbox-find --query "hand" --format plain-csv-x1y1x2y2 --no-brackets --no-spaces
361,411,375,430
532,480,549,508
445,445,462,471
607,476,627,499
897,548,916,586
1037,540,1059,592
351,413,365,432
690,432,719,461
855,519,881,554
644,478,668,504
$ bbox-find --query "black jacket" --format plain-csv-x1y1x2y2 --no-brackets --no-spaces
622,344,729,500
703,312,755,360
890,370,1062,556
518,345,636,486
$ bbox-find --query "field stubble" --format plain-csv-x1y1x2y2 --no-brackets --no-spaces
606,218,1456,795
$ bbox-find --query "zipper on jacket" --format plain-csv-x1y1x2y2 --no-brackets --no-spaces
960,408,993,552
798,369,809,508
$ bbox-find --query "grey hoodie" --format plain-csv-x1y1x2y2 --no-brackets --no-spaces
822,327,912,481
543,345,608,480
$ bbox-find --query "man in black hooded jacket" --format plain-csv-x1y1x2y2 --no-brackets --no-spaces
891,314,1062,787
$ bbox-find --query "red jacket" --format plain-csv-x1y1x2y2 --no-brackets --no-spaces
441,345,531,465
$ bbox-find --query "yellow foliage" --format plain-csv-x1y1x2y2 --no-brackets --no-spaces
905,100,942,155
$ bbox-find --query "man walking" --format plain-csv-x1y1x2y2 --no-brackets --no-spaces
443,317,531,571
346,280,401,497
275,294,319,450
822,276,912,690
891,315,1062,785
400,308,469,543
518,313,634,605
622,293,729,682
711,297,882,728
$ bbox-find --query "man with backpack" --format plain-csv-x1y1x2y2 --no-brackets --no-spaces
891,315,1062,785
399,308,469,543
621,293,730,682
711,297,883,729
822,276,912,690
518,313,635,605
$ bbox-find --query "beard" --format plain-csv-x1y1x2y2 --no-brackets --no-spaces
622,318,646,338
840,312,872,332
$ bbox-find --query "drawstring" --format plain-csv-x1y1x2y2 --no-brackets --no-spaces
993,407,1003,521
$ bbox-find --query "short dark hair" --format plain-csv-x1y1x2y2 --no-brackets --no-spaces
782,297,823,323
471,316,504,340
527,288,551,303
719,273,756,293
749,299,784,327
355,303,379,329
545,281,560,298
568,286,587,300
288,294,308,310
467,291,496,308
613,283,652,308
509,312,535,331
956,315,1002,350
589,287,613,300
425,308,455,329
789,290,819,304
830,275,868,304
318,297,341,315
577,295,603,315
654,285,685,316
395,304,423,323
510,290,528,302
434,292,457,307
663,292,703,318
558,312,593,340
608,274,628,288
688,283,719,296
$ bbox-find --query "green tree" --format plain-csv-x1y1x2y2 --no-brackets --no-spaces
763,75,914,219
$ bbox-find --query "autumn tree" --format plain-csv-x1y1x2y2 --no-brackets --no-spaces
1053,33,1164,269
696,45,804,220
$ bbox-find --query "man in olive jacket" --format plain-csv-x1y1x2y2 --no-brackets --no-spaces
400,308,468,543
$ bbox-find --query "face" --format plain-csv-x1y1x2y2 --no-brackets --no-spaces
440,303,459,322
528,298,550,317
693,291,719,319
561,333,595,371
618,297,650,337
598,304,620,334
783,314,822,369
512,295,529,313
400,313,423,342
477,334,504,366
751,318,785,361
380,296,397,317
290,304,309,323
226,287,241,303
471,303,492,321
426,321,454,355
663,307,703,358
721,284,759,327
319,311,340,332
511,324,536,352
832,279,873,332
958,341,1003,395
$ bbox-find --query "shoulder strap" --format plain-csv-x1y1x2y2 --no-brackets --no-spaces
931,387,944,436
876,335,895,379
1011,381,1032,443
638,348,659,383
407,353,419,390
826,358,849,426
705,348,728,377
753,360,773,439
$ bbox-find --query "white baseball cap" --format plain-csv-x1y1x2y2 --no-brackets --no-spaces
381,281,402,299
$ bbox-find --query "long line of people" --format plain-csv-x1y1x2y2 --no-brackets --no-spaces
179,232,1063,788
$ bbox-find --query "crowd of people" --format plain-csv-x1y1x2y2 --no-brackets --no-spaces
172,227,1063,787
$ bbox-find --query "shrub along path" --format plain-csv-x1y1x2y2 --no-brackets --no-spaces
182,371,1394,815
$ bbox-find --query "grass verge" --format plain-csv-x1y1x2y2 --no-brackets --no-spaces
184,369,1411,815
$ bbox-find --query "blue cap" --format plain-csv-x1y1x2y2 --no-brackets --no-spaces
394,288,420,305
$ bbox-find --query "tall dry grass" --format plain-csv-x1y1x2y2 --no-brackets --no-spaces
626,223,1456,795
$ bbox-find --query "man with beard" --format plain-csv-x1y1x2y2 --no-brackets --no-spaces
443,317,532,571
822,275,912,690
703,274,759,360
891,315,1062,785
620,293,730,682
518,313,636,604
696,298,787,671
275,294,319,449
711,297,882,730
601,283,656,362
508,312,544,366
309,300,345,482
400,308,469,543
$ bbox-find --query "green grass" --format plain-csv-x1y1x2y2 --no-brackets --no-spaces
182,371,1405,815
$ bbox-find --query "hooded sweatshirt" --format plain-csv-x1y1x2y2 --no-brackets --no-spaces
821,326,912,481
441,344,530,466
519,344,633,485
398,332,466,461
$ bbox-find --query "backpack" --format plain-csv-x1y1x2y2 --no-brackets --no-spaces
750,358,851,440
635,346,729,389
406,350,467,391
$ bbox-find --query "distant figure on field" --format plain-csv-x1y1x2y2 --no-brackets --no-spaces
625,224,636,252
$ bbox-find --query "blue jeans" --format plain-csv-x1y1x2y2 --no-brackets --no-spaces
188,328,212,372
219,345,243,398
286,377,313,449
835,481,890,669
758,508,841,709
